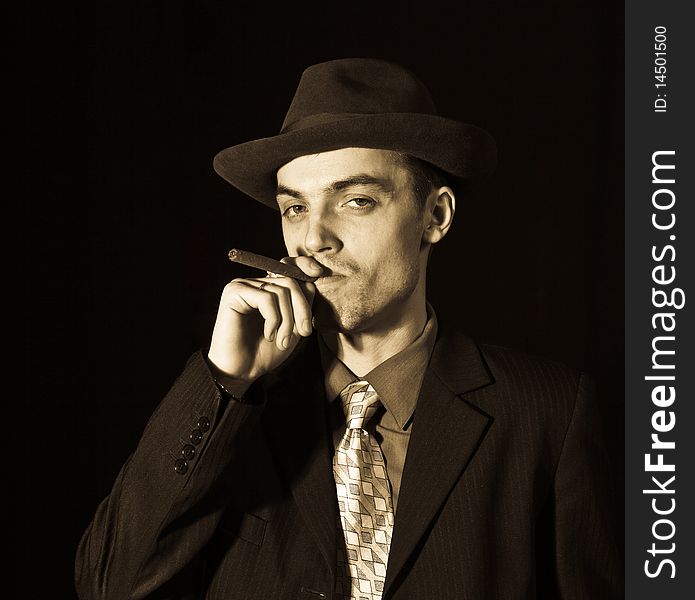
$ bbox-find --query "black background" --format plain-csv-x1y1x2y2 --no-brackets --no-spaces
20,1,623,596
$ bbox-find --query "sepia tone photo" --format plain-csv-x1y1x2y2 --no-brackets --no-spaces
21,1,624,598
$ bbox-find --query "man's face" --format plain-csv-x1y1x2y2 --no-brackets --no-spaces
276,148,429,333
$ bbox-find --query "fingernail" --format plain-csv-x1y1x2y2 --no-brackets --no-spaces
282,336,290,349
268,331,275,342
302,319,312,334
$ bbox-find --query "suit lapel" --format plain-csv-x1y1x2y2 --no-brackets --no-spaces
261,335,338,573
259,328,495,590
384,329,494,595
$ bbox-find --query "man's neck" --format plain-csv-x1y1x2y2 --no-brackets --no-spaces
320,298,428,377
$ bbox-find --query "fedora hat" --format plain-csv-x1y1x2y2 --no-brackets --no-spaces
213,58,497,209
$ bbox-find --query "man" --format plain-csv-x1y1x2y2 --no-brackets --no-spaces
76,59,622,599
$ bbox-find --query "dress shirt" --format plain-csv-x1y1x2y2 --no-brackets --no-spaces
319,305,438,513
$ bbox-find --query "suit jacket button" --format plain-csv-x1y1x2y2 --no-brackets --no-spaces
197,416,211,432
190,429,203,445
182,444,196,460
174,458,188,474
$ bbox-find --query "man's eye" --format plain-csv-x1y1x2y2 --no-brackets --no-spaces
345,197,375,208
282,204,307,217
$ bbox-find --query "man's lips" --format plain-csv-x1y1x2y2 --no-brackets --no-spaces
315,273,346,283
309,260,350,279
314,272,350,292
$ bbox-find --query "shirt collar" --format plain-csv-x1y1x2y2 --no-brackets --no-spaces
318,304,438,430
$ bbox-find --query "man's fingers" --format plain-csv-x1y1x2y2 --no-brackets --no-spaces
266,276,313,336
252,275,314,337
260,282,295,350
230,281,281,342
245,279,305,349
225,275,314,348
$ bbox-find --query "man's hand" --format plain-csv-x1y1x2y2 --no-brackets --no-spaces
207,256,323,392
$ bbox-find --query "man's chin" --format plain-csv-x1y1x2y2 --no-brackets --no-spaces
311,296,368,334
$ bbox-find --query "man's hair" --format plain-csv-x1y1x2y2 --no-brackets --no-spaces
392,152,453,208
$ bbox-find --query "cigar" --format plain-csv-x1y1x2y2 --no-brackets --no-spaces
228,248,318,282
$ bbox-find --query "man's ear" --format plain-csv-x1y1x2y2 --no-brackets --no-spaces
422,186,455,244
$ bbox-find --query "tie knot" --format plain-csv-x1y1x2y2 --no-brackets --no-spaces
339,381,381,430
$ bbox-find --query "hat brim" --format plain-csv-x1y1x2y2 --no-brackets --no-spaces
213,113,497,209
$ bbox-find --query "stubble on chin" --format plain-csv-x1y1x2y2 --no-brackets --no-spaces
311,287,375,333
312,269,419,335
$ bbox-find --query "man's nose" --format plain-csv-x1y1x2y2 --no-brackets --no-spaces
303,211,341,254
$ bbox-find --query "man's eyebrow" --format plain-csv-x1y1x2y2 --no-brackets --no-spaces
276,184,305,199
327,175,392,193
276,175,392,200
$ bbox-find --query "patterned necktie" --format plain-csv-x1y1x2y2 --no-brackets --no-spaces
333,381,394,600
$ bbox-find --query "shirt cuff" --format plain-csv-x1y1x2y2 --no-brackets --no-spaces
203,354,253,401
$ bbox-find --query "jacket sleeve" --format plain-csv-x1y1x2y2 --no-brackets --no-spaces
551,372,624,599
74,351,266,600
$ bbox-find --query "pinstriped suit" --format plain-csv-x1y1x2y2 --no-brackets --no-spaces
75,326,622,599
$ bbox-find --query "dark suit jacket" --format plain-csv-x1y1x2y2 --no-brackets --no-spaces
75,328,623,599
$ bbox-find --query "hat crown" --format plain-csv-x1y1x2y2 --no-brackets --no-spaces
281,59,438,132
